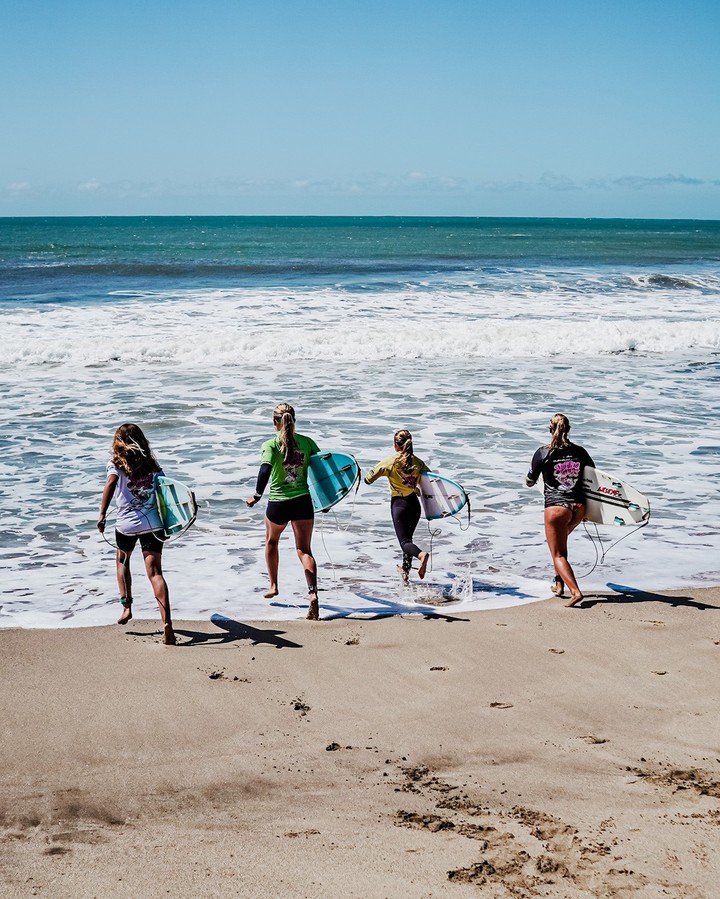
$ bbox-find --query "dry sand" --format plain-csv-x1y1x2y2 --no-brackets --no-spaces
1,586,719,898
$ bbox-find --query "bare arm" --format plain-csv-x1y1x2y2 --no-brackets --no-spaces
97,474,118,532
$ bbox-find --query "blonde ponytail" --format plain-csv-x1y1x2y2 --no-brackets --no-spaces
548,413,571,451
273,403,297,463
394,429,414,475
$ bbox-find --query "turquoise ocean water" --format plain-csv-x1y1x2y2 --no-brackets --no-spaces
1,217,719,626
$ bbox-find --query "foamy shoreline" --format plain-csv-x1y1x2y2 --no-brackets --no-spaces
2,585,718,897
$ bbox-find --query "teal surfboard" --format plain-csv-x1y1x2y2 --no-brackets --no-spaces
308,452,361,513
419,472,469,521
155,475,198,537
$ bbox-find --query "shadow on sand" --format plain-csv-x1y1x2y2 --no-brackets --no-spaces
579,583,720,612
129,614,303,649
321,592,470,622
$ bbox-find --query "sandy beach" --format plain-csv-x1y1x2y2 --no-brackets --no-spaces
1,586,719,898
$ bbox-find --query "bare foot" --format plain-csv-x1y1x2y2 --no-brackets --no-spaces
417,552,430,580
397,565,409,586
163,623,177,645
551,576,565,597
565,593,584,608
117,600,132,625
264,586,279,599
306,593,320,620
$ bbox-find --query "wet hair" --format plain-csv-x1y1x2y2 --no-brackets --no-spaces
273,403,297,464
547,413,571,451
394,429,414,475
111,423,160,477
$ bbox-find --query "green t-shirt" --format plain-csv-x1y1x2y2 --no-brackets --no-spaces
261,433,320,501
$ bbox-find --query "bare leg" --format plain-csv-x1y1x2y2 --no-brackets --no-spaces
291,518,319,620
544,506,584,606
264,517,287,598
116,548,133,624
143,549,175,644
417,551,430,579
568,503,586,535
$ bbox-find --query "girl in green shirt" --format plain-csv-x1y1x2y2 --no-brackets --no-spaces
246,404,321,620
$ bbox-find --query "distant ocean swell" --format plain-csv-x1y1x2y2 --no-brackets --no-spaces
3,265,720,293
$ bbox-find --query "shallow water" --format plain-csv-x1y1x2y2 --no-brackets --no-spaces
1,217,719,627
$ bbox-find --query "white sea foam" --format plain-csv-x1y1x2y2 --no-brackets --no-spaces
2,283,720,368
1,342,719,629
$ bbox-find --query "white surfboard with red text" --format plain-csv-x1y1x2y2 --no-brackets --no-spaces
581,466,650,527
536,466,650,526
537,465,650,527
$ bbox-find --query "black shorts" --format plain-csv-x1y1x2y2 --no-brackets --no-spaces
543,487,584,510
544,500,581,511
115,529,165,553
265,494,314,526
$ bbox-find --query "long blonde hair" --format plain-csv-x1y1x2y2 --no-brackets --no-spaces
547,413,571,451
273,403,297,463
394,429,414,475
111,423,160,477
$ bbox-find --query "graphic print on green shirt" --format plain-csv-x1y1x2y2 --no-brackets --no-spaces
261,433,320,501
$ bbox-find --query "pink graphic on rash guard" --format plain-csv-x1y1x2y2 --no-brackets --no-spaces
127,470,156,502
553,459,581,489
402,473,418,489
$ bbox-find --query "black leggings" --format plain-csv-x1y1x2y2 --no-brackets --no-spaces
391,494,422,570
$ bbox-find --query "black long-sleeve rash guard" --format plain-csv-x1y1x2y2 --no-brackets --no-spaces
254,462,272,497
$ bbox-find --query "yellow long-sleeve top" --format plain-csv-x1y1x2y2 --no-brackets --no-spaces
364,453,430,498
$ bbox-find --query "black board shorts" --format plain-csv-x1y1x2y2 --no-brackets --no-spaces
115,529,165,553
266,494,315,525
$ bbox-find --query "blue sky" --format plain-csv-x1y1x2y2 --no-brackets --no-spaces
2,0,719,217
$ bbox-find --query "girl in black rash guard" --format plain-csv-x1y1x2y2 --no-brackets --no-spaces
526,413,595,608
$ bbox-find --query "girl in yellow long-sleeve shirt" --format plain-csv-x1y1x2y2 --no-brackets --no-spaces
365,429,430,584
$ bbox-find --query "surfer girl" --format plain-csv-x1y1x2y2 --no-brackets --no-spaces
365,429,431,584
97,423,176,644
246,403,321,620
526,413,595,608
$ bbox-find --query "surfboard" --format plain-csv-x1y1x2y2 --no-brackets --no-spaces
308,452,361,513
419,472,469,521
155,475,198,537
536,467,650,527
581,467,650,526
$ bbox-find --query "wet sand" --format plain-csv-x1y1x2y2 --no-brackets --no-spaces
1,586,719,898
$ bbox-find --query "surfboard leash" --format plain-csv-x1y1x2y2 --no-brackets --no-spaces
99,490,199,551
576,518,649,579
317,513,339,583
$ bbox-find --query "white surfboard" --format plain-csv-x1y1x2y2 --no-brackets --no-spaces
582,467,650,526
419,472,469,521
537,467,650,527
